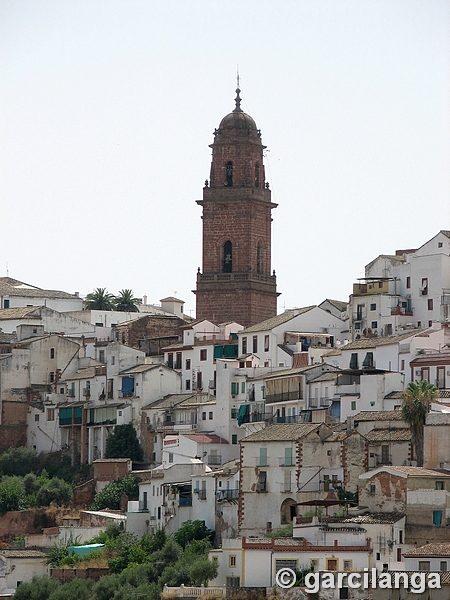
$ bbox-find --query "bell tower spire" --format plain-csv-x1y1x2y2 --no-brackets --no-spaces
194,86,279,327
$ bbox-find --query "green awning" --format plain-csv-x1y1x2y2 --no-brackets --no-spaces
69,543,104,557
237,404,249,426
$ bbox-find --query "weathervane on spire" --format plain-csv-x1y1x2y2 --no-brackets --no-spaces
234,66,242,112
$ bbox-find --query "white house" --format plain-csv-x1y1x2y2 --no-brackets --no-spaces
0,277,83,312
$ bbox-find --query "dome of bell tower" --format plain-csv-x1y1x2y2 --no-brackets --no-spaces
215,87,261,144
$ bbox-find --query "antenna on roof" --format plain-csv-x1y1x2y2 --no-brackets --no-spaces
6,262,8,277
236,66,240,88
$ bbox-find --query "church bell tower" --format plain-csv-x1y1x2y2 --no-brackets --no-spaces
194,86,279,327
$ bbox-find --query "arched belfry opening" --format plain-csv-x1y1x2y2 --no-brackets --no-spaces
223,240,232,273
257,242,264,274
225,162,233,187
255,162,260,188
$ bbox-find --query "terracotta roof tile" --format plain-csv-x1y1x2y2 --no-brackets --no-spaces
241,423,321,442
240,307,316,333
364,428,411,442
354,410,404,422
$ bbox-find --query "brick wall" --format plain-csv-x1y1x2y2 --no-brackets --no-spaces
115,315,186,352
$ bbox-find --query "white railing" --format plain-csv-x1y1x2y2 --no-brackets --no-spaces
163,584,226,597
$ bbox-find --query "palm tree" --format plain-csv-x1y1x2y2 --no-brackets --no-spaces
114,289,141,312
84,287,115,310
401,380,438,467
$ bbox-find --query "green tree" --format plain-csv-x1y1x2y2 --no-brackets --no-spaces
114,289,141,312
84,287,115,311
13,575,60,600
36,477,73,506
0,447,38,476
0,476,26,514
173,520,214,549
105,424,144,461
402,379,438,467
47,577,94,600
91,475,139,511
188,557,218,586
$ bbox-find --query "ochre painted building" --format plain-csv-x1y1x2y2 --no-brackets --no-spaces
194,87,279,328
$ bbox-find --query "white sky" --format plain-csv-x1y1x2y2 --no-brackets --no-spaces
1,0,449,318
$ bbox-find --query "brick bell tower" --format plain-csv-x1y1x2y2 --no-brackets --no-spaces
194,86,279,328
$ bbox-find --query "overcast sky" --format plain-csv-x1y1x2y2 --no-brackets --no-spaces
1,1,449,317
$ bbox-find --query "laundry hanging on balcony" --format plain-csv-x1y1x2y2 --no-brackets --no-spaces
237,404,249,426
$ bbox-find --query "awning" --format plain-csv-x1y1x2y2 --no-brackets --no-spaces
237,404,249,426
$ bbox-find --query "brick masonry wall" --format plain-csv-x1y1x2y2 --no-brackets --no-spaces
115,315,186,351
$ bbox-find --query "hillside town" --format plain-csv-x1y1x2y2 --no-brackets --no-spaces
1,89,449,600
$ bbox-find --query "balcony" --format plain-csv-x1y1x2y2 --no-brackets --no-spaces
208,454,222,465
219,488,239,501
391,306,413,316
195,489,207,500
139,501,149,512
266,391,303,404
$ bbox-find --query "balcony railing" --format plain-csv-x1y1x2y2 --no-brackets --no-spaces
208,455,222,465
219,488,239,501
279,457,294,467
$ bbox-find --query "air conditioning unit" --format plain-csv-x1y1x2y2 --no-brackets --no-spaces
192,424,198,430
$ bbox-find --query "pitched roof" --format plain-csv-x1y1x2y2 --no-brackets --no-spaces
363,428,411,443
241,423,321,442
240,307,316,333
326,512,405,525
143,393,213,410
426,413,450,425
322,299,348,312
0,306,43,319
309,372,338,383
341,330,422,351
0,277,79,299
183,434,228,444
119,364,161,375
404,542,450,557
354,410,405,422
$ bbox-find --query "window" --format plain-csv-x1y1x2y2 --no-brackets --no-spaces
223,240,232,272
242,337,247,354
362,352,374,368
326,559,338,571
428,299,433,310
225,162,233,187
111,356,115,365
275,559,297,571
264,335,269,352
354,322,361,329
349,353,358,369
438,242,443,248
186,379,191,390
254,162,260,188
209,411,213,420
429,320,432,327
370,303,376,311
196,371,203,390
168,453,173,463
401,359,405,370
229,555,236,567
226,577,240,588
397,548,402,562
212,556,218,564
399,530,403,544
259,447,268,466
371,321,378,329
351,401,356,411
167,353,174,368
339,589,349,600
3,299,9,308
231,408,237,419
406,276,411,289
343,560,352,571
283,470,291,492
232,434,237,445
99,350,105,363
202,412,206,420
34,414,39,422
241,381,245,394
257,242,263,273
200,349,207,361
253,336,258,353
231,382,239,395
257,471,267,492
436,481,444,490
418,321,421,328
418,561,430,571
421,278,428,295
433,510,443,528
175,352,182,369
50,348,55,359
47,409,55,421
49,372,55,382
381,445,389,464
186,359,191,370
440,561,447,571
283,447,293,466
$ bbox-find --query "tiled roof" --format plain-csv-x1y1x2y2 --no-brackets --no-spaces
0,277,79,299
0,331,16,343
385,466,450,477
309,372,338,383
161,342,191,350
0,306,42,319
0,549,46,558
326,512,405,525
404,543,450,557
183,434,228,444
143,393,213,410
160,297,184,303
324,431,352,442
442,230,450,239
341,330,422,350
240,307,316,333
426,413,450,425
322,299,348,312
64,366,99,381
252,364,324,382
119,364,160,375
364,428,411,442
384,391,404,399
354,410,404,422
321,348,342,357
241,423,321,442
